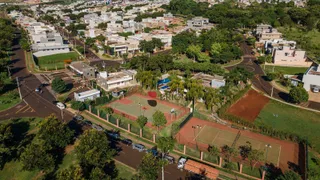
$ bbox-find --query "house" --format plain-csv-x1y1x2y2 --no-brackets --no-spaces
69,61,95,79
97,70,137,91
74,89,100,102
255,24,282,46
192,73,226,88
302,64,320,91
272,46,311,67
185,17,214,31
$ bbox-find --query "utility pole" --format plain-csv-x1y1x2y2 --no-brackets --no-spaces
16,77,22,100
162,153,164,180
61,109,64,121
271,86,274,97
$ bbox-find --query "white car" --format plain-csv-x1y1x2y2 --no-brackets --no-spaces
56,102,65,110
313,87,319,93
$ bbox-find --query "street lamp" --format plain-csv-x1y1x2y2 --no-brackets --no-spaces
138,103,142,116
192,125,202,150
265,144,272,162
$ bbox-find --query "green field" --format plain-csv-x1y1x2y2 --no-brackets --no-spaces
263,65,308,75
35,52,79,70
255,100,320,152
0,90,21,111
116,161,136,180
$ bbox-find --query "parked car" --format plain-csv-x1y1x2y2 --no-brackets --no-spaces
107,132,120,139
35,87,40,92
146,149,158,157
56,102,65,110
122,138,132,146
83,120,92,126
92,124,103,131
163,155,175,164
313,87,319,93
132,143,145,152
74,115,84,121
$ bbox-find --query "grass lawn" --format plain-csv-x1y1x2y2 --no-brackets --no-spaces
0,90,21,111
115,161,136,180
308,151,320,179
255,100,320,152
242,165,261,178
262,65,308,75
35,52,79,70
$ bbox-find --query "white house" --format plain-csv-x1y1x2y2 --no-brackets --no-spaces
302,64,320,91
74,89,101,102
97,70,137,91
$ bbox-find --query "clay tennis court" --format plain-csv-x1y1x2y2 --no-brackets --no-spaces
227,89,270,122
176,117,299,170
107,93,189,126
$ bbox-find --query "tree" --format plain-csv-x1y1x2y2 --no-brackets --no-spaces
276,170,301,180
152,111,167,131
57,165,85,180
203,87,221,111
20,140,55,172
0,123,13,168
75,130,116,169
152,38,164,50
221,145,239,162
52,77,67,93
157,136,174,154
137,115,148,129
226,67,253,85
138,153,160,180
248,149,264,170
246,37,256,46
208,145,220,158
19,38,31,51
289,86,309,103
37,114,74,148
168,77,184,99
239,141,252,160
139,40,155,53
186,45,201,62
71,100,86,112
185,79,204,107
90,167,108,180
95,35,106,42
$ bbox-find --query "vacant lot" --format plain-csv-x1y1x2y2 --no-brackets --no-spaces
227,90,269,122
263,65,308,75
255,100,320,152
35,52,79,70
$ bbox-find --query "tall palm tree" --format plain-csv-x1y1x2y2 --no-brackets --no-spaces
203,87,222,111
185,78,204,110
168,77,184,98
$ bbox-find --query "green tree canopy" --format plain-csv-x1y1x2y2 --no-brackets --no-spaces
75,130,116,168
71,100,86,112
0,123,13,168
289,86,309,103
137,115,148,129
52,77,67,93
157,136,174,154
152,110,167,131
276,170,301,180
57,165,85,180
37,115,74,148
138,153,161,180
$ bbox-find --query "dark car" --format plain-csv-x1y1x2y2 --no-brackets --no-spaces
122,138,132,146
146,149,158,157
107,132,120,139
92,124,104,131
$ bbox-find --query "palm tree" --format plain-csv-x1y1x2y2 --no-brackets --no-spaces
136,71,161,89
185,78,204,110
203,87,222,111
168,77,184,99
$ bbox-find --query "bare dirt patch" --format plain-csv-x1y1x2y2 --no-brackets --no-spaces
227,90,270,122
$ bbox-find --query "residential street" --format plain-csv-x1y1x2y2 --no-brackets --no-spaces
227,42,320,111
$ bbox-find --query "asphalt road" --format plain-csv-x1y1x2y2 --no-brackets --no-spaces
0,29,73,121
228,42,320,111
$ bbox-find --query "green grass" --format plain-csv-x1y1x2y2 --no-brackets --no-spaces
57,149,78,171
0,90,21,111
242,165,261,178
35,52,79,70
263,65,308,75
255,100,320,152
115,161,136,180
0,161,41,180
308,151,320,179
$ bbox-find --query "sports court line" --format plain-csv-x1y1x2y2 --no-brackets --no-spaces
193,125,206,141
277,146,281,166
211,130,220,145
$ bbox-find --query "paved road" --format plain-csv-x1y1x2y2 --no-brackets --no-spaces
227,42,320,111
0,28,73,121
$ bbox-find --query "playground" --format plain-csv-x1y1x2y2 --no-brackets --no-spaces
107,93,189,125
227,89,270,122
176,117,299,170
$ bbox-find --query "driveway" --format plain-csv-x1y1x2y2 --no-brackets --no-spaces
227,42,320,111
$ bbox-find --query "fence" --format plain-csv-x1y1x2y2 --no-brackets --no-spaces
109,115,117,125
131,125,140,136
142,129,153,141
178,112,193,129
203,152,219,164
119,119,128,130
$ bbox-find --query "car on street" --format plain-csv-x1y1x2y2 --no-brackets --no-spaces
35,87,40,92
146,149,158,157
56,102,65,110
92,124,104,131
122,138,132,146
132,143,145,152
163,154,175,164
74,115,84,121
107,132,120,139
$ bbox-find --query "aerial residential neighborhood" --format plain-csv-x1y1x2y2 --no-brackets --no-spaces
0,0,320,180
